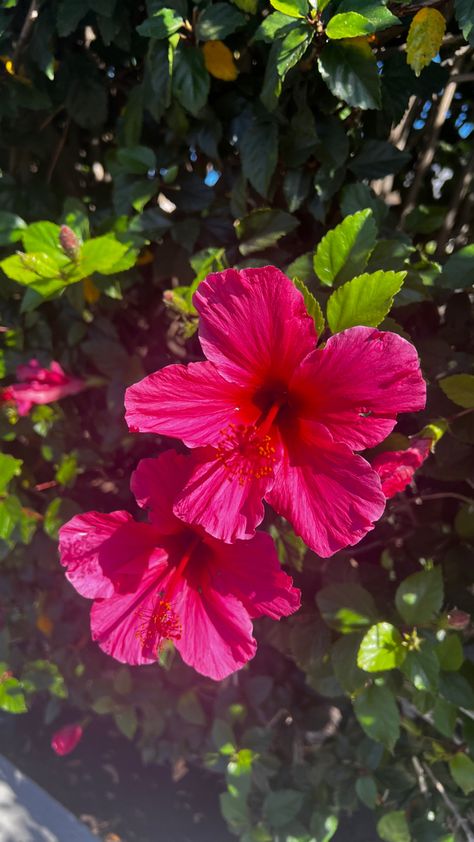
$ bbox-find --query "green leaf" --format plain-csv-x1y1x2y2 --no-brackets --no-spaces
401,642,440,691
436,634,464,671
0,253,67,297
331,634,367,693
293,278,325,336
0,677,27,714
269,0,307,18
433,698,457,738
239,114,278,198
55,452,78,487
263,789,304,828
439,671,474,709
326,12,372,39
0,211,26,246
116,145,156,174
177,689,206,726
22,221,64,259
276,23,313,78
236,208,299,255
57,0,88,37
449,753,474,795
211,718,236,755
309,811,339,841
318,39,381,111
80,237,132,276
357,623,406,672
0,454,23,495
136,8,183,38
316,583,378,633
327,270,405,333
439,374,474,409
219,792,250,832
454,0,474,46
196,3,246,40
114,708,137,739
232,0,257,12
355,775,378,809
377,811,411,842
341,182,388,227
254,11,297,41
336,0,400,31
354,684,400,751
314,209,377,287
406,8,446,78
395,567,443,626
172,46,210,117
349,140,411,180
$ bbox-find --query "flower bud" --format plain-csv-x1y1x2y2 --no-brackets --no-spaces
447,609,470,630
51,723,83,756
59,225,80,261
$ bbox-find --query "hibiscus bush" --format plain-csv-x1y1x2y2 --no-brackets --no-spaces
1,0,474,840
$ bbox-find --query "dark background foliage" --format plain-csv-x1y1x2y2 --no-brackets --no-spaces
0,0,474,840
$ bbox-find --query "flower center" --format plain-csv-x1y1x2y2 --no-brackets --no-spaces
216,418,278,485
135,535,200,657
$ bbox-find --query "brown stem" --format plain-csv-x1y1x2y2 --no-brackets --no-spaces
415,492,474,506
435,147,474,259
12,0,38,72
46,118,71,184
422,762,474,842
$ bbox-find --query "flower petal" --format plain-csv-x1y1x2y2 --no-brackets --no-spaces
174,446,274,542
125,360,255,447
90,565,171,665
174,576,257,680
194,267,317,387
59,511,166,598
266,422,386,557
131,450,191,534
372,437,431,498
207,531,301,619
292,327,426,450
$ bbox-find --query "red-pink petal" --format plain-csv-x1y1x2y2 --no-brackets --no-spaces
125,360,255,447
51,724,83,756
291,327,426,450
174,446,274,542
59,511,166,598
194,266,317,388
90,565,172,665
207,531,301,619
266,421,386,557
174,576,257,680
372,437,431,498
131,450,191,534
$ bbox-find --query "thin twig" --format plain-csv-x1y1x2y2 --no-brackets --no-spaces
415,493,474,506
12,0,38,71
46,118,71,184
422,762,474,842
435,147,474,259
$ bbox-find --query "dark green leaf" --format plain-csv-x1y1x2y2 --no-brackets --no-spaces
355,775,378,809
318,39,381,110
239,114,278,198
436,634,464,671
316,583,378,633
196,3,246,40
354,684,400,751
337,0,400,31
349,140,411,180
0,211,26,246
395,567,443,626
263,789,304,828
177,689,206,725
401,643,440,691
116,145,156,174
433,698,457,737
236,208,299,255
172,47,210,116
136,8,183,37
455,0,474,46
331,634,367,693
449,753,474,795
212,718,236,755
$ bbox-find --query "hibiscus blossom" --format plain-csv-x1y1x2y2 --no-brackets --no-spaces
51,724,83,756
372,436,431,498
1,359,85,416
125,267,426,556
59,450,299,681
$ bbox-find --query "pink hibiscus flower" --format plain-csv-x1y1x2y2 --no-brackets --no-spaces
372,436,431,498
1,359,85,416
51,723,83,756
125,267,426,557
58,450,299,681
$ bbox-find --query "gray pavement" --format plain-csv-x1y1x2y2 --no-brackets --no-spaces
0,755,97,842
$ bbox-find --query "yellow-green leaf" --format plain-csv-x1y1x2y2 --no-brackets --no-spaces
406,8,446,77
439,374,474,408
